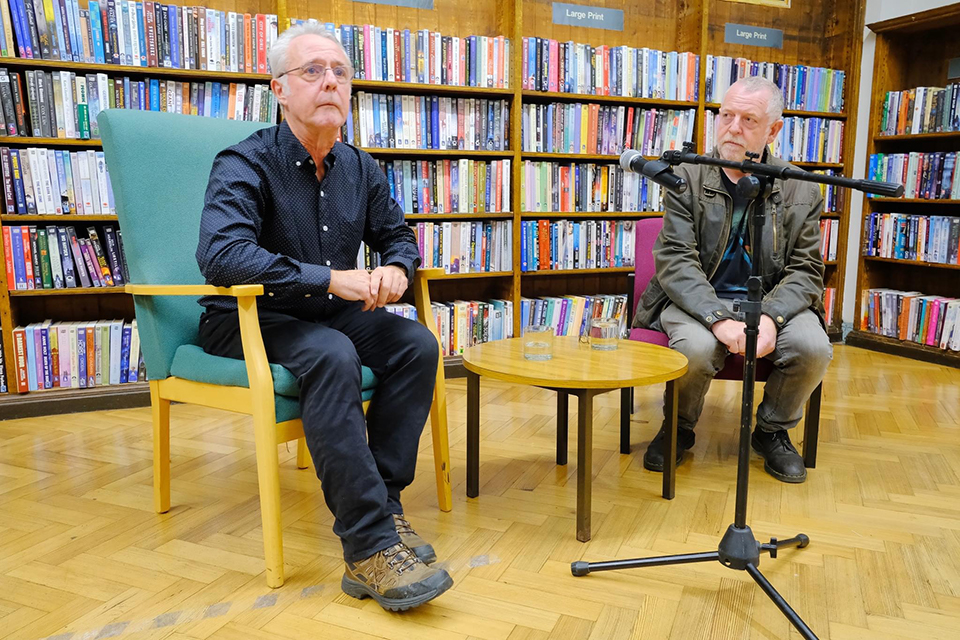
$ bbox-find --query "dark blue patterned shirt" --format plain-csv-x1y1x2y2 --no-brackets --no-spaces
196,120,420,319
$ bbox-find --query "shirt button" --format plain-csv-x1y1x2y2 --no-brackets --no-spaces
320,190,324,197
309,159,314,165
296,161,301,166
325,260,331,266
305,294,311,298
777,315,784,324
268,292,274,297
323,225,328,231
328,293,333,300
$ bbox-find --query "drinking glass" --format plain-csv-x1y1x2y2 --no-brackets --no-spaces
523,325,554,360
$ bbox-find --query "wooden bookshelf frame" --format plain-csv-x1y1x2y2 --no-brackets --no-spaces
850,4,960,368
0,0,868,410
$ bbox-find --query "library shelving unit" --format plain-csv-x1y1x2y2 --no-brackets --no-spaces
846,4,960,368
0,0,866,416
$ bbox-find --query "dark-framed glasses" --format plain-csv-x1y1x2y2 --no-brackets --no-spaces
277,62,353,83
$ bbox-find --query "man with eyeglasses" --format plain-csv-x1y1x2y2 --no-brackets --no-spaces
195,22,453,611
632,76,832,484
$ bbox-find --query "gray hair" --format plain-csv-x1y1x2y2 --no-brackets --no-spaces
268,22,353,82
728,75,784,122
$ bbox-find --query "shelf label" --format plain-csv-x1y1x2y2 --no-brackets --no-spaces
353,0,434,8
949,57,960,80
724,23,784,49
552,3,624,31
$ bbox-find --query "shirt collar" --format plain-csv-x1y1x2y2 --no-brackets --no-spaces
278,120,339,172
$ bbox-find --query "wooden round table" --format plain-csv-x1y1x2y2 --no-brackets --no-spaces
462,336,688,542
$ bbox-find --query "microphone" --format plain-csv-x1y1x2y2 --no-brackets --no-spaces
619,150,687,193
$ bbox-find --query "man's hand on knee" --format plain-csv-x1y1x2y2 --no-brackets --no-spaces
369,265,408,309
712,318,747,355
329,270,377,310
757,314,778,358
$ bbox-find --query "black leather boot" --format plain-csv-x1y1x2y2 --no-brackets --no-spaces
642,427,696,472
751,428,807,483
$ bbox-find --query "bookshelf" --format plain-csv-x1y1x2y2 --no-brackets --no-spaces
0,0,867,414
847,4,960,369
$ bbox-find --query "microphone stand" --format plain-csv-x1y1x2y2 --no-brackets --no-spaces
570,142,903,640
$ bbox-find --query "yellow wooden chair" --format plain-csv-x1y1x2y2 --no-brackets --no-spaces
99,110,452,588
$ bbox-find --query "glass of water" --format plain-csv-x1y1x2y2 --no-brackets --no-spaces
523,325,554,360
588,319,619,351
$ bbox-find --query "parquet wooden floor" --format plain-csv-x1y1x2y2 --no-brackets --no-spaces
1,344,959,639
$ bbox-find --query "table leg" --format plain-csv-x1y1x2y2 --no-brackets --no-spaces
663,380,678,500
557,391,569,465
467,371,480,498
577,390,595,542
620,387,632,454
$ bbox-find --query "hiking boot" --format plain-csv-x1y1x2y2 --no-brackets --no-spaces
643,426,696,472
751,428,807,483
341,542,453,612
393,514,437,564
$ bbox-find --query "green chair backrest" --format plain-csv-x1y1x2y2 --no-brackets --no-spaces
98,110,273,380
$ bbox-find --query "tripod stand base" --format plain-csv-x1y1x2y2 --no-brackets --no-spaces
571,528,817,639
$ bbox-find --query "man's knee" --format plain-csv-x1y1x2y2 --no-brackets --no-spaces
669,329,725,376
404,320,440,370
779,317,833,374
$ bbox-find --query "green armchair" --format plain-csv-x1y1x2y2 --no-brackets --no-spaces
98,110,452,588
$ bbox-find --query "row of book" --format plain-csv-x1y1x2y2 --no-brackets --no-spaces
1,147,113,216
0,68,277,140
704,113,845,164
819,219,839,262
345,93,509,152
705,56,846,114
823,287,837,325
862,213,960,265
521,38,699,102
520,162,666,213
860,288,960,352
3,224,128,290
384,299,516,357
379,159,511,215
520,294,629,340
813,170,843,213
879,84,960,136
306,20,510,89
9,319,143,393
868,152,960,201
2,0,279,73
411,220,512,275
521,104,695,158
520,219,636,272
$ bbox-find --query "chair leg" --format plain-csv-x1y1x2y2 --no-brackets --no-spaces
620,387,632,454
430,350,453,512
252,409,285,588
296,437,310,470
150,380,171,514
802,382,822,469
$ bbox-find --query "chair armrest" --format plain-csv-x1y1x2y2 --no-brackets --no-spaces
415,268,445,281
125,284,264,297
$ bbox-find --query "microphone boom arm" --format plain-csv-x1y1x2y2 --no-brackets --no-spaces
661,142,904,198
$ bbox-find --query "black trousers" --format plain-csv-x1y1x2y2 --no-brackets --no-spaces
198,302,439,562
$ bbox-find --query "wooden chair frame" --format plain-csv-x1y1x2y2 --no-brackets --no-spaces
129,268,452,588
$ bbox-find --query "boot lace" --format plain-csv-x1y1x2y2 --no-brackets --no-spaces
393,514,417,536
383,543,421,575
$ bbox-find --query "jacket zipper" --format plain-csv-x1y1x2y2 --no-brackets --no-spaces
704,185,731,281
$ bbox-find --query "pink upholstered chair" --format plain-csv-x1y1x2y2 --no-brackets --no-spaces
623,218,821,495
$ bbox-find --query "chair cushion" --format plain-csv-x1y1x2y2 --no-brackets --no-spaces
629,327,670,347
170,344,379,398
275,388,375,423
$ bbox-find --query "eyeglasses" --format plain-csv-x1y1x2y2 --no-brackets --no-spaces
277,62,354,83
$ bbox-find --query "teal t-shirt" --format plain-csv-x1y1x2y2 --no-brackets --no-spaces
710,171,753,300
